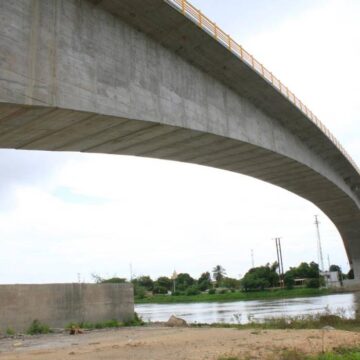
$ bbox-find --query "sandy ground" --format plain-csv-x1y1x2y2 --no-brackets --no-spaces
1,326,360,360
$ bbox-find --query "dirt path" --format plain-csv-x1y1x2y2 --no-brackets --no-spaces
1,326,360,360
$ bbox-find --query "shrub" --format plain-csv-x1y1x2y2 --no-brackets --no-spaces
284,272,295,289
6,328,15,336
219,289,228,294
153,285,168,294
124,312,145,326
134,285,146,299
185,285,200,296
208,288,216,295
172,291,183,296
27,320,50,335
306,278,320,288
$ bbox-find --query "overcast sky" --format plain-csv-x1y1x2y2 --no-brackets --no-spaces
1,0,359,284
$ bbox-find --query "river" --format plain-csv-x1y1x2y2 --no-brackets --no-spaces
135,293,359,324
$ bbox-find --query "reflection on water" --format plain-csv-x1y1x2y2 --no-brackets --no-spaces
135,293,356,324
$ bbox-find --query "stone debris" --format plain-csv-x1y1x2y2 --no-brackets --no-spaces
165,315,187,327
322,326,335,331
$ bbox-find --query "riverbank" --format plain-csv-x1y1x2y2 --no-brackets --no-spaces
135,288,330,304
1,326,360,360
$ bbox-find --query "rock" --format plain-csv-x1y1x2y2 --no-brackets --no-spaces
322,326,335,331
165,315,187,327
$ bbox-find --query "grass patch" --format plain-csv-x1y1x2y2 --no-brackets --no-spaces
27,320,51,335
6,328,15,336
192,307,360,332
66,312,145,330
217,347,360,360
135,288,330,304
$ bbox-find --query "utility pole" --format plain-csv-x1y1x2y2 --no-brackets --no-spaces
275,237,284,288
314,215,325,272
129,263,133,281
251,249,255,268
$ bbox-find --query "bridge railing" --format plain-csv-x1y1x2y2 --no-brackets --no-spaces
166,0,359,175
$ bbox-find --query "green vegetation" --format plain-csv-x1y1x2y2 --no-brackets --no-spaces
284,262,323,289
241,262,279,291
92,274,127,284
66,312,145,330
217,347,360,360
95,260,343,304
6,327,15,336
27,320,51,335
135,288,329,304
191,307,360,332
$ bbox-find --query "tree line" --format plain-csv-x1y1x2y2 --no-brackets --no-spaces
93,261,350,298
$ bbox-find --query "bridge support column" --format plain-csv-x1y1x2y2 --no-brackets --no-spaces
352,260,360,281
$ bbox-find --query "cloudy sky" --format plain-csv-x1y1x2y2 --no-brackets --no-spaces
1,0,359,284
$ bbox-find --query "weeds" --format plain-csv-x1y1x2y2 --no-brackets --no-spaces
193,308,360,332
218,347,360,360
66,312,145,330
6,328,15,336
27,320,51,335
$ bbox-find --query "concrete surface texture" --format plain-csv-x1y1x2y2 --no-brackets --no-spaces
0,283,134,332
0,1,359,273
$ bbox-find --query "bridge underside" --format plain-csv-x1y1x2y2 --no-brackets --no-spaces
1,102,360,276
0,0,360,276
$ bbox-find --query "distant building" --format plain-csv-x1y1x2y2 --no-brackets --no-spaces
321,271,342,288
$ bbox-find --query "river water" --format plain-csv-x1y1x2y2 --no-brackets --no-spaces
135,293,359,324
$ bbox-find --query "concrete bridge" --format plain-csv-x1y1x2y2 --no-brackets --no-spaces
1,1,359,275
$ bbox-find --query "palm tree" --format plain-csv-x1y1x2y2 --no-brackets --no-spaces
212,265,226,286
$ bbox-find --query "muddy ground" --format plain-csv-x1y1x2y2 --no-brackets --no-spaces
1,326,360,359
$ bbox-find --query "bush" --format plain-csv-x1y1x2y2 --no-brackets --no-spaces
171,291,183,296
208,288,216,294
6,328,15,336
134,285,146,299
185,285,200,296
153,285,168,294
219,289,228,294
306,278,320,288
284,272,295,289
66,313,144,330
27,320,50,335
124,312,145,326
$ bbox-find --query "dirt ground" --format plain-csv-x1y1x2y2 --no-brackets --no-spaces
1,326,360,360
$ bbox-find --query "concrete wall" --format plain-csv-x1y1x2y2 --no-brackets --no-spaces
0,283,134,332
342,280,360,292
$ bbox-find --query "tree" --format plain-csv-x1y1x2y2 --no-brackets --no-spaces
221,277,240,289
288,262,320,279
197,272,212,291
284,262,321,289
176,273,195,291
240,264,279,291
134,276,154,291
212,265,226,286
100,277,127,283
91,274,128,284
329,264,341,272
284,272,295,289
154,276,172,292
